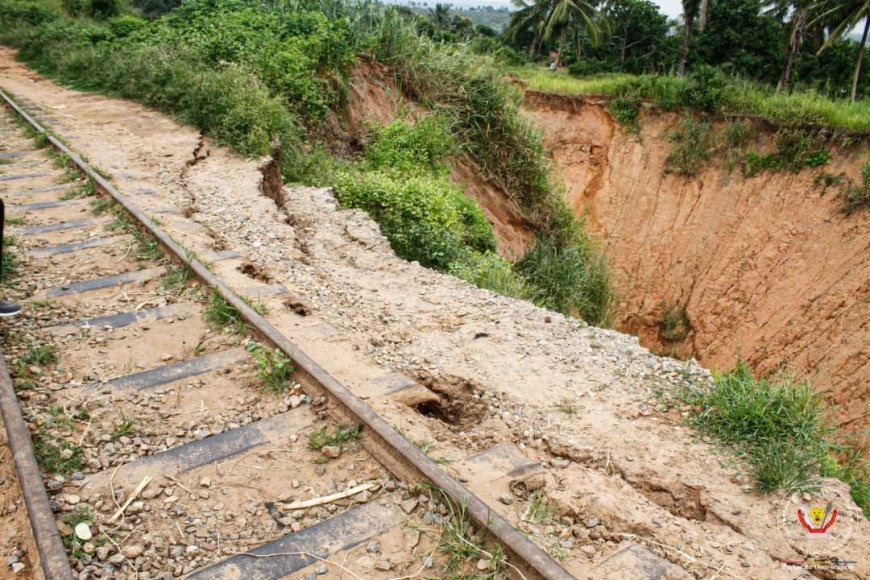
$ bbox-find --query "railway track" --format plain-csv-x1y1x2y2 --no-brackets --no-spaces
0,92,573,579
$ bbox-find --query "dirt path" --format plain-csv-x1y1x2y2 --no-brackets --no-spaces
1,47,867,579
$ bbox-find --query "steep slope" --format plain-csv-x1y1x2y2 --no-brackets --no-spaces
523,91,869,433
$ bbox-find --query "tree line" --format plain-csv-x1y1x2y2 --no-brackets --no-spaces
500,0,867,101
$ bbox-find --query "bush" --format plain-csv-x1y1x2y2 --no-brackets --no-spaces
681,65,727,113
366,115,453,174
450,251,528,299
665,115,712,176
606,95,640,129
842,163,870,215
743,127,830,176
334,171,496,270
515,235,615,326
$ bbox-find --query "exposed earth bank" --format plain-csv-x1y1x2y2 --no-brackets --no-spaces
522,92,869,433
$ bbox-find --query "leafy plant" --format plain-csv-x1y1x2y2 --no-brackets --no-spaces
245,340,294,395
161,264,191,295
606,95,640,129
110,412,137,440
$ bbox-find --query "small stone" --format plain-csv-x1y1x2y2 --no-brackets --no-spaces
584,517,600,528
374,559,392,571
75,523,93,541
366,540,380,554
108,554,125,565
315,564,328,575
497,494,514,505
123,545,144,559
422,556,434,568
65,494,81,506
199,477,211,488
401,499,418,514
321,446,340,459
71,472,85,481
11,563,25,573
581,545,596,558
477,558,490,571
95,546,110,561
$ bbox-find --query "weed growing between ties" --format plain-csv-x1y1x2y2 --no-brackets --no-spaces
245,340,294,395
161,264,191,295
205,289,247,334
33,428,83,475
679,362,868,517
307,423,361,451
410,485,512,576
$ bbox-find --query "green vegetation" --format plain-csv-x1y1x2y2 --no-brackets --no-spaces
1,0,615,326
680,362,868,516
522,488,553,524
204,289,246,334
161,263,190,295
110,411,137,440
509,67,870,133
245,340,294,395
18,343,59,368
33,428,83,475
90,197,115,215
307,422,361,451
0,242,22,287
659,302,692,342
413,485,510,576
665,116,712,176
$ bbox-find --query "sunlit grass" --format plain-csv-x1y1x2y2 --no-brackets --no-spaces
507,66,870,133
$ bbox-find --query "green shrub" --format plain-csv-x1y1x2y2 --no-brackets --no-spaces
515,235,615,326
334,171,496,270
450,251,528,299
659,302,691,342
743,127,830,176
607,95,640,129
681,65,727,113
366,115,453,174
665,115,712,176
843,164,870,214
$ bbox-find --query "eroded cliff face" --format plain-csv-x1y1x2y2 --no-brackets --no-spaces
523,91,869,431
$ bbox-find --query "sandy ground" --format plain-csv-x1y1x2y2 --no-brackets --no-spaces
1,47,868,579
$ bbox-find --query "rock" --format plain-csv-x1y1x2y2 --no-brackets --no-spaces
65,494,81,506
11,562,25,573
498,493,514,505
314,564,328,575
400,499,418,514
584,517,600,528
199,477,211,488
366,540,380,554
122,545,144,559
75,523,93,541
321,445,340,459
477,558,490,571
581,545,597,558
108,554,126,565
374,559,392,571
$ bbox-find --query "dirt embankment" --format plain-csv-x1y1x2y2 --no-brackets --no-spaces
343,61,532,257
523,91,870,432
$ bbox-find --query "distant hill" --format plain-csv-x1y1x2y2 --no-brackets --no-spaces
391,1,513,31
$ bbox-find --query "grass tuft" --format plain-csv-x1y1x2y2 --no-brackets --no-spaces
205,289,247,334
307,423,361,451
245,340,294,395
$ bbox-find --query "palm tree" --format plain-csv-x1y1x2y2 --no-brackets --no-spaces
429,3,452,29
677,0,701,76
813,0,869,101
505,0,604,64
766,0,815,92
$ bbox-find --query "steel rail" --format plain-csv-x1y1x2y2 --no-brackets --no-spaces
0,88,573,580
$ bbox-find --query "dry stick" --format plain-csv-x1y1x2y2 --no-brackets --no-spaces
103,531,140,580
277,482,375,511
226,550,364,580
620,533,741,580
165,474,196,497
107,475,153,524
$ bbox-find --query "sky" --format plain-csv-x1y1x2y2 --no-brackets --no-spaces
391,0,684,18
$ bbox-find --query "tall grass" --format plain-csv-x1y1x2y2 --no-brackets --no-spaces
681,362,868,516
509,67,870,133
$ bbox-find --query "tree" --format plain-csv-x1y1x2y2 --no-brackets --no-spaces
766,0,816,92
572,0,672,74
812,0,869,101
505,0,604,64
693,0,785,84
677,0,701,76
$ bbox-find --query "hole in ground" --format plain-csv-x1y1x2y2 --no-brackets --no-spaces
412,373,487,430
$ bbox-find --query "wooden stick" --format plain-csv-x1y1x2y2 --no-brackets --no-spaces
107,475,153,524
277,482,375,510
